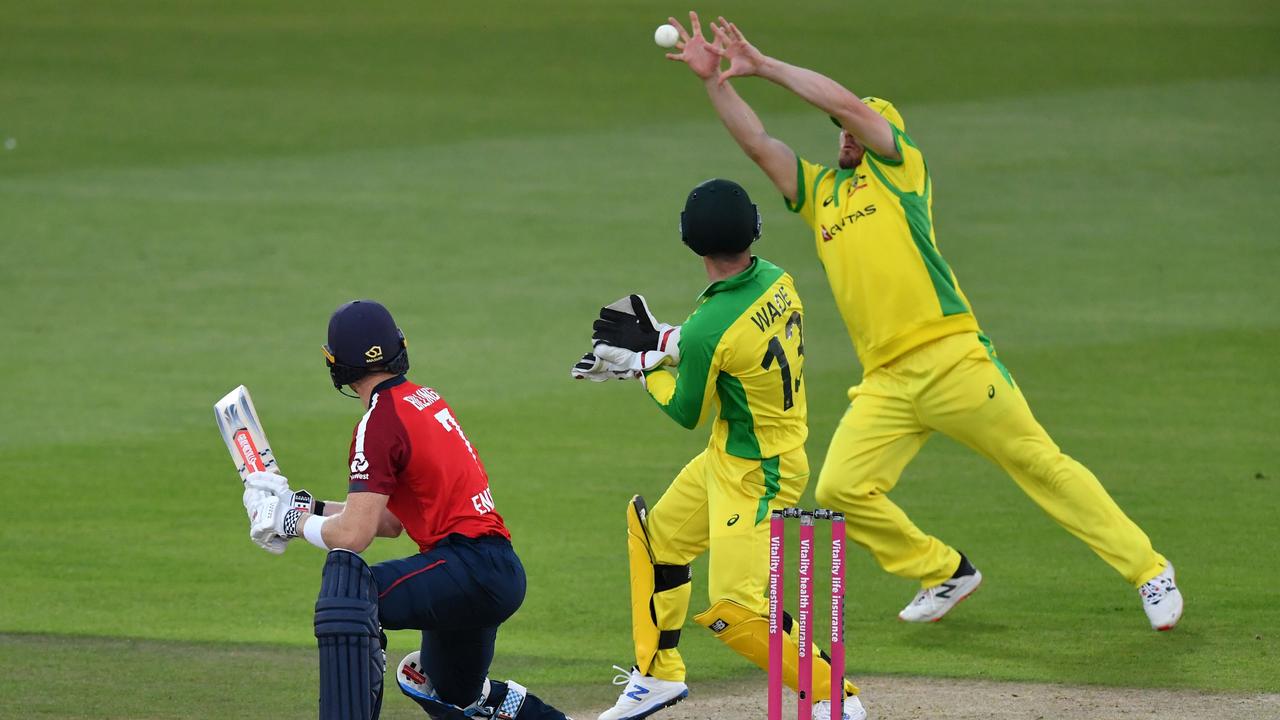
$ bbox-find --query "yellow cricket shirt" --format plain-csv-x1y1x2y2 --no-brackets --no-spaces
643,257,808,464
786,125,980,372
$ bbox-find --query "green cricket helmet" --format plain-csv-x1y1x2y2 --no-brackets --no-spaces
679,178,761,257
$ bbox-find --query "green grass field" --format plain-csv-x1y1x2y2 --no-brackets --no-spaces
2,0,1278,716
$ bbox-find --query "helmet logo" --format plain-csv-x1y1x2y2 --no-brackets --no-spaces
365,345,384,362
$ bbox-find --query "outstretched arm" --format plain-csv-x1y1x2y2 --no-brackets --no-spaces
666,12,798,202
711,17,899,161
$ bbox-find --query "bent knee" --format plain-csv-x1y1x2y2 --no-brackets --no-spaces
814,481,840,509
814,473,876,510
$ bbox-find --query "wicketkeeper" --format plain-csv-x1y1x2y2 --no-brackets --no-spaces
574,179,865,720
241,299,572,720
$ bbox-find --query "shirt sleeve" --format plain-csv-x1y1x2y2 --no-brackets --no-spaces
783,156,833,229
642,317,722,430
863,126,927,196
347,394,408,495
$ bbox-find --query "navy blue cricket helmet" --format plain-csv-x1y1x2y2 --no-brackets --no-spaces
323,299,408,391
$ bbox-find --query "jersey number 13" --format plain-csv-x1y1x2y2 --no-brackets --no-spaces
760,311,804,411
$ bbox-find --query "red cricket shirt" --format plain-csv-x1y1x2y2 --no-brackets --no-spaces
346,376,510,552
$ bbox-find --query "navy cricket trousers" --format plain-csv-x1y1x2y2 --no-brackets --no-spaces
371,533,526,708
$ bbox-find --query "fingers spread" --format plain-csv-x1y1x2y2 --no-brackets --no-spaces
667,16,690,41
688,10,702,36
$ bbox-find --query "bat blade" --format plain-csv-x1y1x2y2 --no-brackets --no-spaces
214,385,280,482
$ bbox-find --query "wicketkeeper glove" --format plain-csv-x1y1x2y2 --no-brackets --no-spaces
592,342,677,375
592,294,681,364
570,351,641,382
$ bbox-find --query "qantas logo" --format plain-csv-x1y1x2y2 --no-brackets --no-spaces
820,204,877,242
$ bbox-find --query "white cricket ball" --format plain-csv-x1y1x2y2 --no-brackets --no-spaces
654,24,679,49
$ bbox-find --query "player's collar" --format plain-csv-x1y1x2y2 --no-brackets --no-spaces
831,167,860,207
370,374,407,405
699,256,761,300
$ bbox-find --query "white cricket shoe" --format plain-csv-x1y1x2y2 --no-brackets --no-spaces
814,695,868,720
1139,563,1183,631
899,555,983,623
597,665,688,720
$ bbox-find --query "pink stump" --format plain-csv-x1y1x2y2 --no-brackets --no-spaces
797,511,814,720
830,513,846,720
768,510,784,720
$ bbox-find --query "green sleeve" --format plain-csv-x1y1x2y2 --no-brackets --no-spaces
644,319,720,429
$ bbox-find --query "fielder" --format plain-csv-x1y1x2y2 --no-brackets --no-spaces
242,299,572,720
574,179,864,720
664,12,1184,630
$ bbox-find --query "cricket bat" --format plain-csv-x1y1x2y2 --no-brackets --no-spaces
214,385,281,482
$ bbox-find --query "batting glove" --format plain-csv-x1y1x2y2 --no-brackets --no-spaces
245,470,316,515
242,488,288,555
592,294,681,364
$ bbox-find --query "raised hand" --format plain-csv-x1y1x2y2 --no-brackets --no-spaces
710,16,766,84
664,11,722,80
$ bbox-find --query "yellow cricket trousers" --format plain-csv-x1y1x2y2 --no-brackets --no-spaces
815,332,1167,588
645,445,806,678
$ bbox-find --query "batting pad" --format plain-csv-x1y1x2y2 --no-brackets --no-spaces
315,549,385,720
627,495,692,677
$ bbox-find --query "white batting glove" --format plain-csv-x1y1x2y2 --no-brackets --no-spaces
570,351,641,382
243,488,287,555
593,343,677,374
248,491,307,545
245,470,288,495
245,470,316,515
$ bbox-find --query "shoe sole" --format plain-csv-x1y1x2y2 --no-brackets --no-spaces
898,574,983,623
611,689,690,720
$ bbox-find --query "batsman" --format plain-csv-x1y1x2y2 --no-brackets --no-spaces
240,299,571,720
573,179,864,720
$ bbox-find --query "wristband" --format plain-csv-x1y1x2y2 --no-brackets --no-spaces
314,500,327,517
281,508,303,538
303,513,331,550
